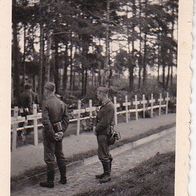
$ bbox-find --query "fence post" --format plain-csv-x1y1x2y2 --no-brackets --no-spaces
11,107,26,151
158,93,163,116
113,97,118,125
86,99,96,118
77,100,81,136
12,107,18,151
123,95,131,123
33,104,38,146
141,94,147,118
165,92,170,115
89,100,93,118
133,95,140,120
149,94,155,118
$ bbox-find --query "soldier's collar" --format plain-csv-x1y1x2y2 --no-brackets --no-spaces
47,94,56,99
101,98,110,106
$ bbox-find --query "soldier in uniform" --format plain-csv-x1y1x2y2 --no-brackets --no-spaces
95,86,114,183
18,83,38,142
40,82,69,188
19,83,34,115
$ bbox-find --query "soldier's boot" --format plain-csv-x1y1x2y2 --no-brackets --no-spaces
40,170,54,188
59,166,67,184
99,161,111,183
95,161,106,179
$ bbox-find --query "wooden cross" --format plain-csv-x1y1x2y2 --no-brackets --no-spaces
85,99,97,132
158,93,164,116
141,94,147,118
85,99,96,118
113,97,120,125
123,95,131,123
26,104,42,146
149,94,155,118
73,100,86,135
133,95,140,120
11,107,25,151
165,92,170,114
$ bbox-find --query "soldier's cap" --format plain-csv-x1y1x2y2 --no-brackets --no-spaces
44,82,55,92
97,86,109,94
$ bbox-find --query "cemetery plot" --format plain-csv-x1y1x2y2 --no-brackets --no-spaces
11,93,175,151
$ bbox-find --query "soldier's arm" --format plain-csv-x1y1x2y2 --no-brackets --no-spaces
42,102,55,136
62,103,69,132
95,105,114,133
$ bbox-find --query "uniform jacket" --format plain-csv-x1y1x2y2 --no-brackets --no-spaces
19,90,33,112
95,99,114,136
42,94,69,140
19,90,39,115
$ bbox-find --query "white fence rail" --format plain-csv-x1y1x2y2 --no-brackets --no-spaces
11,93,173,151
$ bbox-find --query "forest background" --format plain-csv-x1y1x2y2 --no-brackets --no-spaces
12,0,178,106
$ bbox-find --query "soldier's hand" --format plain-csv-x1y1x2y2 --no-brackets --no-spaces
54,132,63,141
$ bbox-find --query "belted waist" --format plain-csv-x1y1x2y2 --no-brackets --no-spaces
53,121,63,132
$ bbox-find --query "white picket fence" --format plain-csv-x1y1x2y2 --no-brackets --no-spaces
11,93,172,151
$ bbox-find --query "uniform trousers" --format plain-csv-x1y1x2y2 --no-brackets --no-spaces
43,137,66,171
97,135,112,163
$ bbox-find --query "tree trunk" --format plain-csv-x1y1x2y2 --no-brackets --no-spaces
129,66,134,91
170,7,175,89
131,0,136,90
157,64,160,82
138,67,142,89
157,33,160,83
12,16,20,105
143,32,147,85
22,24,27,89
170,65,173,87
38,3,45,103
143,0,148,86
69,33,73,91
84,68,88,95
63,43,69,92
73,71,76,91
105,0,111,87
44,32,52,85
138,0,142,89
54,38,59,93
98,65,101,86
91,70,93,86
81,68,85,96
166,65,170,89
161,35,167,90
162,65,166,89
126,4,134,91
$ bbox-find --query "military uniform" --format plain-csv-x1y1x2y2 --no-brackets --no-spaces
95,98,114,182
18,84,35,141
41,90,69,188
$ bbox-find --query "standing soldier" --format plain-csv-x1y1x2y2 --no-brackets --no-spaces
18,83,38,142
19,83,34,115
95,86,114,183
40,82,69,188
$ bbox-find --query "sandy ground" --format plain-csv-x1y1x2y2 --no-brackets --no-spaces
11,127,175,196
11,114,175,178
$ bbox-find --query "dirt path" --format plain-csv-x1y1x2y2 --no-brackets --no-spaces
76,152,175,196
11,127,175,196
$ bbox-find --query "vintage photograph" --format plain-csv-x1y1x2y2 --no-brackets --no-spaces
11,0,178,195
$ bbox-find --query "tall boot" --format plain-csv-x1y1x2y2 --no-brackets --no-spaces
95,161,105,179
59,165,67,184
40,170,54,188
99,161,111,183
